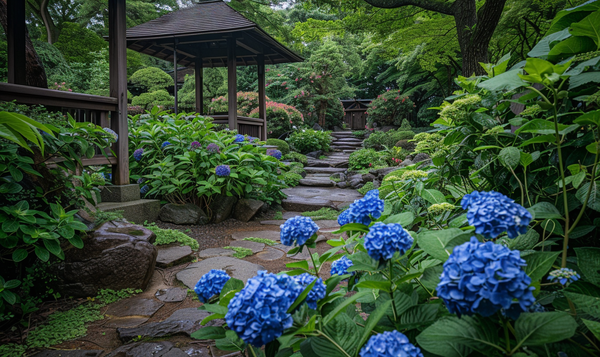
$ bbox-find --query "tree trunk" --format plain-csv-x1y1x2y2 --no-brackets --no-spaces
0,0,48,88
39,0,60,44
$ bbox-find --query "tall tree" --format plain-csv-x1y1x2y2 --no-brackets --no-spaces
27,0,59,44
362,0,508,76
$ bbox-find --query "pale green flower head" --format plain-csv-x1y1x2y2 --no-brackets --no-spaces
427,202,455,215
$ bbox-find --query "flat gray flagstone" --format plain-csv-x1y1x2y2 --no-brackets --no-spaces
287,248,311,260
256,247,285,261
106,341,187,357
273,244,294,253
228,240,265,254
314,220,341,229
303,167,346,174
282,211,303,219
104,316,149,328
156,245,194,268
281,197,336,211
155,287,188,303
33,351,104,357
231,230,281,241
106,298,164,318
198,247,234,259
260,219,286,226
283,186,362,203
177,257,264,287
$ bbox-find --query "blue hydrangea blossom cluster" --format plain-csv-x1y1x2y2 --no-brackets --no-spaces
267,149,282,160
234,134,245,143
226,271,303,346
280,216,319,246
190,141,202,149
461,191,532,239
337,209,350,226
133,148,144,161
547,268,580,286
292,273,326,309
364,223,413,261
194,269,231,303
215,165,231,177
359,330,423,357
161,141,171,149
103,127,118,142
330,255,354,276
437,237,535,317
342,189,385,226
140,185,149,195
206,143,220,153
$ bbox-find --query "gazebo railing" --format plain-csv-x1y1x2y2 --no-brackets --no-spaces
0,82,119,167
210,115,266,140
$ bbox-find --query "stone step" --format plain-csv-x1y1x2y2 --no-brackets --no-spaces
304,167,346,174
331,134,355,139
299,178,336,187
343,149,358,154
334,138,363,143
331,145,362,150
97,199,160,224
281,196,337,211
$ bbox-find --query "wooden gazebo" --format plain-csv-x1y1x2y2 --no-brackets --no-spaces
126,0,303,140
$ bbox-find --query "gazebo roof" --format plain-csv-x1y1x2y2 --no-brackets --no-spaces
126,0,303,68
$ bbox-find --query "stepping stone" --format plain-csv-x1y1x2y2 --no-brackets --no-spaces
283,187,362,203
260,219,285,226
231,230,280,241
282,211,303,219
288,249,311,260
33,351,103,357
198,248,234,259
304,167,346,174
182,347,211,357
117,308,224,342
229,240,265,254
104,316,149,328
314,220,341,229
256,247,285,261
273,244,294,253
299,178,335,187
308,173,333,177
177,257,264,287
106,341,187,357
106,298,164,318
281,197,336,211
155,287,188,303
156,245,194,268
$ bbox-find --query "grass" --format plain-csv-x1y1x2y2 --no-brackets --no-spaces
243,237,277,246
273,211,283,220
144,222,199,250
301,207,340,220
223,246,254,258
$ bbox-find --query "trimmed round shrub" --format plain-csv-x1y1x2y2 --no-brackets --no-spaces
284,152,308,164
395,139,417,152
131,90,174,110
364,129,415,150
250,102,304,139
349,148,387,170
287,129,331,154
266,138,290,155
367,91,414,126
130,67,174,92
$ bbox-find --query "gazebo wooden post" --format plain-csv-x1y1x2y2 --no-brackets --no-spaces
258,54,267,140
173,40,178,115
195,57,203,114
227,38,237,131
7,0,26,85
108,0,129,185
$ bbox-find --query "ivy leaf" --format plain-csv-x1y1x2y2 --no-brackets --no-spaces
514,312,577,346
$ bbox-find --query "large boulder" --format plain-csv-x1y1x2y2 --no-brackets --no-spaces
211,194,238,223
159,203,208,225
306,150,323,159
233,199,265,222
55,222,157,297
413,152,430,163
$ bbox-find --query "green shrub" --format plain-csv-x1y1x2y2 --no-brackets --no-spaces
209,92,269,115
54,22,107,64
349,148,387,170
364,129,415,150
352,130,367,139
131,89,174,110
282,172,303,187
266,138,290,155
250,102,304,138
411,132,446,155
284,152,308,164
395,139,416,152
357,181,375,195
130,67,174,92
366,91,414,126
144,222,199,250
287,129,331,154
301,207,340,220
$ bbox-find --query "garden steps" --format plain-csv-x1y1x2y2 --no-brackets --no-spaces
304,167,346,174
330,131,363,152
97,199,160,224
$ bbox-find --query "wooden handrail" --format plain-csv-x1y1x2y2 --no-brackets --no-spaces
0,83,118,112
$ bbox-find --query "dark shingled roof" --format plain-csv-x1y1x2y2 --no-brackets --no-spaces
126,0,302,68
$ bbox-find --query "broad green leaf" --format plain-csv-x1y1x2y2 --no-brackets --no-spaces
0,182,23,194
515,119,573,135
520,134,556,147
478,69,526,92
43,239,62,257
397,304,440,330
1,290,17,305
69,236,84,249
12,248,28,262
201,303,228,315
522,251,560,282
356,300,391,353
322,291,369,325
2,220,19,233
569,71,600,90
563,290,600,318
514,312,577,346
354,280,391,292
311,314,360,357
547,1,600,35
190,326,227,340
519,58,554,83
215,330,245,351
472,112,496,128
3,279,20,289
347,251,379,272
548,36,596,60
527,202,562,219
583,319,600,340
35,246,50,262
417,229,472,262
499,147,521,170
383,212,414,226
576,181,600,212
575,247,600,285
507,229,540,251
220,278,244,298
570,10,600,48
421,189,446,205
288,279,316,313
570,225,595,239
528,28,571,58
574,110,600,127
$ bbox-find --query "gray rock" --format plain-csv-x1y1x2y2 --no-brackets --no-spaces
330,172,346,181
348,174,363,183
198,248,234,259
55,222,157,297
413,152,430,163
104,317,149,328
374,167,400,178
177,257,264,287
117,308,224,342
374,180,381,188
349,178,363,189
381,125,399,132
229,240,265,254
211,194,238,223
299,178,336,187
362,173,376,182
282,186,362,207
306,150,323,159
400,159,414,167
106,298,164,318
231,230,280,241
106,341,186,357
337,181,347,189
256,247,285,261
156,245,194,268
260,220,286,226
282,196,336,211
155,288,187,303
233,199,265,222
313,123,324,131
159,203,208,225
33,351,103,357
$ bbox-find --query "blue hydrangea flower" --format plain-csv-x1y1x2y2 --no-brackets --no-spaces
548,268,580,286
267,149,282,160
226,271,302,346
330,255,354,276
364,222,413,261
140,185,149,195
161,141,171,149
133,148,144,161
247,136,258,142
437,237,535,318
359,330,423,357
280,216,319,246
102,173,112,181
190,141,202,149
206,143,220,153
103,127,118,143
194,269,231,303
234,134,245,143
337,209,350,226
461,191,532,239
293,273,326,309
137,177,145,184
346,189,385,226
215,165,231,177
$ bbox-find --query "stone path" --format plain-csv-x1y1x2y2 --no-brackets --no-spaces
330,130,363,153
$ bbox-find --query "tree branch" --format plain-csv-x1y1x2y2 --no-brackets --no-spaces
362,0,454,15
